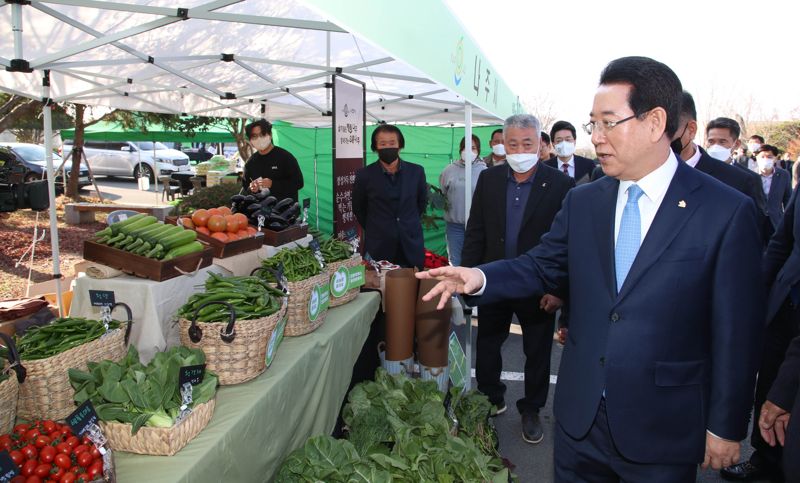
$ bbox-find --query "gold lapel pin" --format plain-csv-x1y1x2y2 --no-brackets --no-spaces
542,182,547,187
678,200,687,208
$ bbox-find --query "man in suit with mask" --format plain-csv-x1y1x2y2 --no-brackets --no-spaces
546,120,596,186
417,56,764,482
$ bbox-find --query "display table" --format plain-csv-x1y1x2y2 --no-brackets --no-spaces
113,292,380,482
69,265,232,363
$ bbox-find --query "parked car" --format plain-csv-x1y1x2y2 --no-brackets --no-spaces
0,142,91,192
61,140,192,181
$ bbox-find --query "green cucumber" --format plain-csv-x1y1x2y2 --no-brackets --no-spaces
163,241,203,261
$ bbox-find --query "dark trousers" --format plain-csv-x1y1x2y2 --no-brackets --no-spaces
475,299,554,414
554,399,697,483
750,298,800,476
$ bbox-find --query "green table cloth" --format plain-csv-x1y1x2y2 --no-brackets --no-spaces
113,292,381,482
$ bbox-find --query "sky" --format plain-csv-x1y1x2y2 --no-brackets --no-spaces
443,0,800,149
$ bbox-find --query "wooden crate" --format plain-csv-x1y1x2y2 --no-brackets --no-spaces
260,223,308,246
83,240,213,282
165,217,264,258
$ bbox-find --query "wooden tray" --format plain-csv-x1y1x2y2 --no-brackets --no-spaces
83,239,213,282
166,216,264,258
260,223,308,246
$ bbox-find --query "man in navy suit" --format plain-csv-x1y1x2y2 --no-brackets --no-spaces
417,56,764,481
353,124,428,269
545,120,596,186
755,145,792,234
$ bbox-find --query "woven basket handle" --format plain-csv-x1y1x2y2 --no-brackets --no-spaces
110,302,134,345
189,301,237,344
0,332,26,383
250,266,288,294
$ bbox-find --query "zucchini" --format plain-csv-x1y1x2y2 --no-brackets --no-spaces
118,215,157,235
142,224,182,244
95,213,147,237
146,229,197,258
163,241,204,261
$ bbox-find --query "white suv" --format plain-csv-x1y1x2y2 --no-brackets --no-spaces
61,140,192,181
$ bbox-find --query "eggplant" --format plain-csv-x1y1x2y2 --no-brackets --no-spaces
279,202,300,219
272,198,294,213
260,196,277,209
244,195,256,204
231,194,246,204
268,221,288,231
246,203,262,213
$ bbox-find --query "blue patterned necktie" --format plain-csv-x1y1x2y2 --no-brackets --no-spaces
615,184,644,292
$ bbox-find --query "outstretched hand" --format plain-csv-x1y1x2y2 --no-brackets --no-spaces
415,266,484,310
759,400,790,447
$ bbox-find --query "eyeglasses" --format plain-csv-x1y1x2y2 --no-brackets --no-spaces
582,114,638,135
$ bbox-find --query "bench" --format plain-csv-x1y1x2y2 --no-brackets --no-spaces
64,203,174,224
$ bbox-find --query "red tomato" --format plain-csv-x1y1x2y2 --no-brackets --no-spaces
34,464,51,477
75,474,89,483
88,446,100,460
24,476,42,483
34,435,51,449
86,461,103,479
24,429,40,441
55,443,71,454
21,445,38,461
59,474,75,483
50,468,64,480
10,476,26,483
0,434,12,450
21,459,38,476
39,446,57,464
81,435,92,446
41,420,56,434
72,445,88,455
76,452,93,468
53,453,71,470
65,437,79,449
14,424,30,435
9,449,24,465
68,468,79,476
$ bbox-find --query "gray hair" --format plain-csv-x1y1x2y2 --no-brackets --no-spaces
503,114,541,137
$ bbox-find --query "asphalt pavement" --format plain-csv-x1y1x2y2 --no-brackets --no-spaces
454,318,758,483
80,176,176,206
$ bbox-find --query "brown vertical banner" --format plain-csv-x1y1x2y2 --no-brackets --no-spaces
332,75,366,241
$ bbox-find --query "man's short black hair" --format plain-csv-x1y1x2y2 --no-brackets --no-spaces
750,134,765,144
550,121,577,142
370,123,405,152
540,131,551,145
756,144,779,157
490,128,503,140
679,91,697,121
245,119,272,138
599,56,683,138
706,117,741,140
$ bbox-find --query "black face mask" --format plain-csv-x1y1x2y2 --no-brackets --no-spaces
670,124,690,158
377,148,400,163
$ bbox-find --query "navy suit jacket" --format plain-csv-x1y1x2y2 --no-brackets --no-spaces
352,160,427,269
765,167,792,231
545,155,596,186
766,333,800,480
764,187,800,323
470,161,764,464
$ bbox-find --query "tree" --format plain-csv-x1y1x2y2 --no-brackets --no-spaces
757,121,800,157
0,95,41,135
521,94,557,133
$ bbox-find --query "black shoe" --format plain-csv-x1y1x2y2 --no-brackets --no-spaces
720,461,769,481
490,401,507,417
521,412,543,444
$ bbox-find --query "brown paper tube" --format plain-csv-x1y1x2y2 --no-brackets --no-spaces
384,268,418,360
415,278,451,367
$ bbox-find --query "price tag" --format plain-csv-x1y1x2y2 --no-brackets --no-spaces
330,265,365,298
301,198,310,225
276,263,289,292
0,450,19,483
179,364,206,386
448,332,468,391
308,282,330,321
309,239,325,268
67,399,100,437
89,290,115,307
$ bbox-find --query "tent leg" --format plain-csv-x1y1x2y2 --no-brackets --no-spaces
463,102,473,391
43,74,65,317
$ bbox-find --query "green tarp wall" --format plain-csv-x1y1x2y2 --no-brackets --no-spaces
272,124,502,256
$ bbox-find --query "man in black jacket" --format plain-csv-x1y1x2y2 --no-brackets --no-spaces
545,120,596,186
670,93,771,245
462,113,573,445
353,124,427,269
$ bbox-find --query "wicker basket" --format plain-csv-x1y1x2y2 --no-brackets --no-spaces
17,322,129,421
326,254,363,308
100,399,215,456
284,272,330,337
178,299,288,385
0,333,24,434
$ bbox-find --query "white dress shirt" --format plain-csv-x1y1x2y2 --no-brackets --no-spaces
559,156,575,178
684,145,702,168
761,171,773,196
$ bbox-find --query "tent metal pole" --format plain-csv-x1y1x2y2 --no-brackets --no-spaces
11,3,23,59
42,73,65,317
326,31,331,112
463,101,473,391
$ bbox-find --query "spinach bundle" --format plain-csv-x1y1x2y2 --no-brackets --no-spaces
69,345,218,435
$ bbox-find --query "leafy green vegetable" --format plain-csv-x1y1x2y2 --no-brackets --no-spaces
69,345,218,435
278,369,512,482
15,317,123,360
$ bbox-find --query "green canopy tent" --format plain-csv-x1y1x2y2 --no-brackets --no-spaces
60,121,237,143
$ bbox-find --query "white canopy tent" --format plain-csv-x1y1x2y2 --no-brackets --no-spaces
1,0,521,388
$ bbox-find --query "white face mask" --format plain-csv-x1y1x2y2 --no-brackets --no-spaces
757,157,774,171
506,152,539,173
707,144,732,162
492,143,506,156
250,135,271,151
460,150,478,163
747,142,761,153
554,141,576,158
